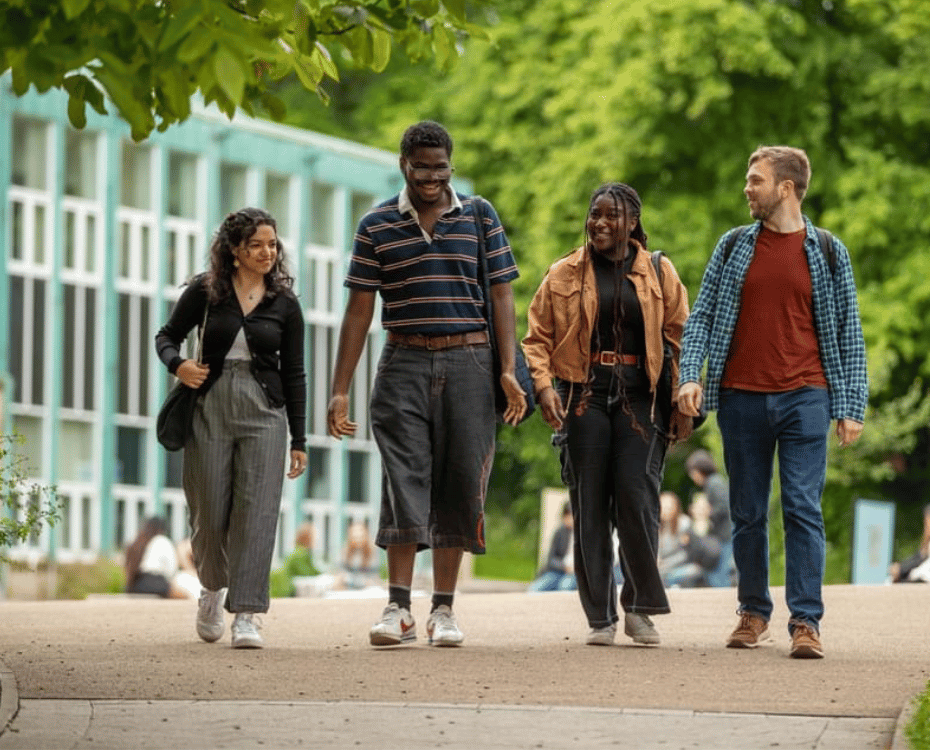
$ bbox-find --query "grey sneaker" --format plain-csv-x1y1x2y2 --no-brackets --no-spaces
624,613,660,645
196,588,227,643
426,605,464,647
369,603,417,646
586,624,617,646
231,613,264,649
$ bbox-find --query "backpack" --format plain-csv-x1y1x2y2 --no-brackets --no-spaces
651,250,706,433
721,224,837,274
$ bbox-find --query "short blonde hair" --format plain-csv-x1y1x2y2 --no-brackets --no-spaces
749,146,811,202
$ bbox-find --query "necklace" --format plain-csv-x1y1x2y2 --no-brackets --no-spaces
234,278,263,302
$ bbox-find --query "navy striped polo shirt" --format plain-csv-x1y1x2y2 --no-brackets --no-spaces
346,190,519,335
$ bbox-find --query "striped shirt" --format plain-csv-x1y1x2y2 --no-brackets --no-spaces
346,189,519,334
679,217,868,422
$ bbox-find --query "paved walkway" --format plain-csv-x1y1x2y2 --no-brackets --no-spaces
0,584,927,749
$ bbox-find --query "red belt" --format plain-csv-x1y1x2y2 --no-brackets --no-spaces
591,351,641,367
388,330,489,351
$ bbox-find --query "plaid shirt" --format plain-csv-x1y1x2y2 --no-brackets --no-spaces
679,217,868,422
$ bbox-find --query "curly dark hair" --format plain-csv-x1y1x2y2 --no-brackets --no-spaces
575,183,650,441
400,121,453,158
203,207,295,303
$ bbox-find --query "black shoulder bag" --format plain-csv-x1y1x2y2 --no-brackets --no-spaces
473,196,536,426
157,302,209,451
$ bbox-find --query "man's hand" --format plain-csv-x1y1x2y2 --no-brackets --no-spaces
327,393,357,439
677,382,703,417
538,386,567,430
499,371,527,426
836,419,863,447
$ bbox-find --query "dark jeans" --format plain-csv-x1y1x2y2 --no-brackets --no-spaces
370,342,496,554
717,387,830,631
557,365,670,628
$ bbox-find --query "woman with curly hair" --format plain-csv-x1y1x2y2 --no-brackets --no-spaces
523,183,690,646
155,208,307,649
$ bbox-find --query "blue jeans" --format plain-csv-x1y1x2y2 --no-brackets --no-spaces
717,387,830,632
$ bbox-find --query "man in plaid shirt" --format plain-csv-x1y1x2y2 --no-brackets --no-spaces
678,146,867,660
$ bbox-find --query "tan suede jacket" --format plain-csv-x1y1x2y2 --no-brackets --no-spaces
523,242,691,436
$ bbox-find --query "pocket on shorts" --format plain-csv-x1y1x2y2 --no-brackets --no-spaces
467,344,493,375
375,343,402,376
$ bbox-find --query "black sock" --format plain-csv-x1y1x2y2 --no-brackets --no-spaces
388,585,411,611
431,591,454,612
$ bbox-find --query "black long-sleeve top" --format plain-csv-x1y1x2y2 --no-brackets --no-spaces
155,275,307,450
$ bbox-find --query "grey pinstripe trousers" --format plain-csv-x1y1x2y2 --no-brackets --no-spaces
183,360,288,613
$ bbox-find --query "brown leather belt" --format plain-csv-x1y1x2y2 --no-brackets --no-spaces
591,351,641,367
388,330,489,350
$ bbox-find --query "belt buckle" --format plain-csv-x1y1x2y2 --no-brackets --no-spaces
425,335,441,351
601,351,618,366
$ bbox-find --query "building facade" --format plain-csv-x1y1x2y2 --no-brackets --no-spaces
0,78,430,570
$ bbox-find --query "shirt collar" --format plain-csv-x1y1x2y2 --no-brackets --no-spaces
398,185,462,218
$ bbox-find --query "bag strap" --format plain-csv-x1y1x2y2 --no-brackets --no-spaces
195,300,210,364
473,196,499,354
722,223,836,273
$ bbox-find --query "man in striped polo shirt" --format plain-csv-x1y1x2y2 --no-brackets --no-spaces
328,121,527,648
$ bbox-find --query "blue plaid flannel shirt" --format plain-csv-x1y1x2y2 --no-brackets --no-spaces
679,217,868,422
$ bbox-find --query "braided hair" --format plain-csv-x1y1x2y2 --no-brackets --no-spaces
575,183,650,441
203,207,295,303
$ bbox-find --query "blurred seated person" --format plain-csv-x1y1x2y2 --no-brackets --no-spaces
890,504,930,584
124,517,189,599
173,538,202,598
343,520,379,589
686,449,734,586
270,521,322,597
528,502,577,592
661,494,722,588
658,491,690,585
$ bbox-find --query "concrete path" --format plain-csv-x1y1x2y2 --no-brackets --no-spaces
0,584,927,749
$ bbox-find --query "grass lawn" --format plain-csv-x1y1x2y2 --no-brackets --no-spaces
908,681,930,750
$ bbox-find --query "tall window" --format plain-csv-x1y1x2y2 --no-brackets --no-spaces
167,151,198,219
11,117,48,189
309,181,336,247
64,129,99,199
220,163,247,215
120,141,153,211
265,173,291,232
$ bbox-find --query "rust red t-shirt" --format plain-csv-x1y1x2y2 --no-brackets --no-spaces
721,227,828,392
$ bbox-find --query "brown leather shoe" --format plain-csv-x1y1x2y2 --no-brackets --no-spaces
790,622,824,659
726,612,771,648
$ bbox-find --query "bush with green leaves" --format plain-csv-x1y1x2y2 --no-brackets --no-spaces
0,434,59,562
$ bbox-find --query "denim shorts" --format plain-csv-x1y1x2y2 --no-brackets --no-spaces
369,342,496,554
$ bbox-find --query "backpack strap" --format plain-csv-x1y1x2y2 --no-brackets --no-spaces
722,223,835,274
651,250,664,286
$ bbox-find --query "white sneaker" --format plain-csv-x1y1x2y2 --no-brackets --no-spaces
586,624,617,646
231,613,264,649
369,603,416,646
624,613,660,645
196,588,227,643
426,605,464,647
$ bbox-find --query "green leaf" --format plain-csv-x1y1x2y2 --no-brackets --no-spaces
260,92,287,120
369,27,391,73
313,42,339,80
61,0,92,20
158,2,205,52
293,54,323,89
443,0,466,22
214,47,245,105
67,92,87,129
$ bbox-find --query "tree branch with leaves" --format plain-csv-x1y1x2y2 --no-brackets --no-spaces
0,0,488,140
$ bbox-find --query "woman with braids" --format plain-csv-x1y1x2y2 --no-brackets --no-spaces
155,208,307,649
523,183,691,646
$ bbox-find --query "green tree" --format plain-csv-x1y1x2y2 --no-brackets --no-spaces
282,0,930,576
0,0,487,141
